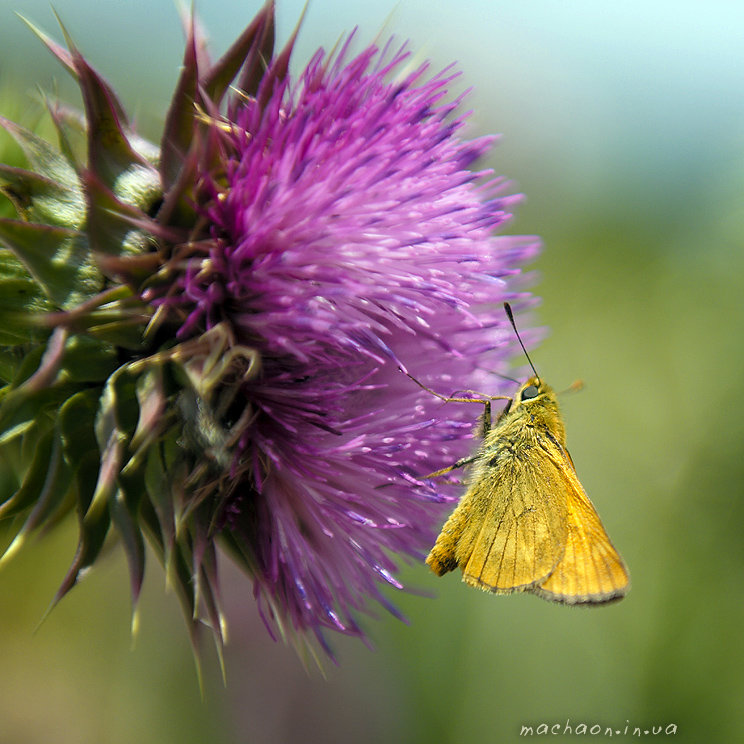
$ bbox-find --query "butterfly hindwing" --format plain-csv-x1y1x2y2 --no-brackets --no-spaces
528,439,629,603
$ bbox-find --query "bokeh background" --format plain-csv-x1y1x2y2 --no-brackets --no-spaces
1,1,742,742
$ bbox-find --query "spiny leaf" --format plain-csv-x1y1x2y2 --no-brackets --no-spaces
193,528,227,680
44,99,85,173
257,1,304,109
0,379,80,448
129,366,169,462
15,326,68,394
233,1,276,99
3,343,45,388
0,347,25,384
51,426,117,606
66,425,120,570
0,116,82,200
51,364,138,605
205,0,276,103
112,473,146,618
0,334,115,457
0,248,53,345
154,127,201,228
58,389,101,511
14,433,72,532
198,560,226,684
160,15,200,193
0,217,101,307
144,438,178,582
74,54,150,188
0,422,55,521
83,169,159,260
0,162,78,225
17,14,76,78
36,12,149,191
56,335,118,383
0,427,73,569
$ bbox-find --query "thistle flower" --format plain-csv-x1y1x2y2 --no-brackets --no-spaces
0,1,540,663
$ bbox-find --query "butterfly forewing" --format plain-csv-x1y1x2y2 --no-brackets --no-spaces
457,455,568,592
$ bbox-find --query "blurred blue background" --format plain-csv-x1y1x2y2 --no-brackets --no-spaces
1,1,743,742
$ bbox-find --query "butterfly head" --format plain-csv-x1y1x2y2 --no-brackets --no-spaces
509,376,564,442
515,376,552,404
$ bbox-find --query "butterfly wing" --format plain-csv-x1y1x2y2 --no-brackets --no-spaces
527,437,630,604
454,453,569,593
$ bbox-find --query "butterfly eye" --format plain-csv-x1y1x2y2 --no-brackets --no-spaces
520,385,539,401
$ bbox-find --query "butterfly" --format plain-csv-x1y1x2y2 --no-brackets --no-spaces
416,304,629,604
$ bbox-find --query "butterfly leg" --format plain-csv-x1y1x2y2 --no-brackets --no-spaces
401,369,508,409
481,400,491,437
423,453,478,480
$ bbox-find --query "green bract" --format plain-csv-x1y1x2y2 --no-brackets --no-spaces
0,4,281,676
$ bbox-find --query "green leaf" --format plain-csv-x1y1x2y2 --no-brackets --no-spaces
0,380,78,446
0,116,83,205
203,0,275,102
16,433,72,532
0,422,54,519
112,471,146,614
139,481,204,688
225,1,276,100
53,408,121,605
57,334,118,383
86,317,149,350
170,537,204,683
129,366,168,464
160,20,199,193
0,347,27,386
0,425,73,569
58,388,101,512
1,341,45,388
62,364,141,574
0,161,81,226
1,334,118,451
144,439,177,579
0,248,53,345
0,216,101,308
83,169,160,259
193,525,226,678
51,452,113,606
0,330,74,443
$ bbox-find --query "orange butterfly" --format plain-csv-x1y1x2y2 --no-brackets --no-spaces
418,305,629,604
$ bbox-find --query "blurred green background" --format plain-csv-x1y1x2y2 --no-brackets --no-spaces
1,1,742,742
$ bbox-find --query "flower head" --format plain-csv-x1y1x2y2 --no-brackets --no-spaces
0,2,539,662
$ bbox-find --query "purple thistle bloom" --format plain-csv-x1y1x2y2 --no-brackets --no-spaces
0,3,539,661
168,38,540,649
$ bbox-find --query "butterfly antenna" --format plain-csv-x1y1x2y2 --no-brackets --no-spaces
504,303,540,383
489,369,521,385
559,379,584,395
